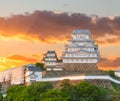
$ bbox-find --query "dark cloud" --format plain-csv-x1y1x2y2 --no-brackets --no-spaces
0,10,120,43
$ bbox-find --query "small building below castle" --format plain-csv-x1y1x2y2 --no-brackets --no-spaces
24,64,42,85
0,64,43,86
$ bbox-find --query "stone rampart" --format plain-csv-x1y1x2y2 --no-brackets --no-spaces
63,63,98,73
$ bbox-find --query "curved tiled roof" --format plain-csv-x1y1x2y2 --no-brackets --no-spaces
73,30,91,35
24,64,42,71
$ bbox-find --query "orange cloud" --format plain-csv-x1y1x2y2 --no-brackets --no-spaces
0,54,120,71
0,54,41,71
99,57,120,70
7,55,38,62
0,11,120,44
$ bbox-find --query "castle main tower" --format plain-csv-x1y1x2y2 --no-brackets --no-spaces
62,30,100,72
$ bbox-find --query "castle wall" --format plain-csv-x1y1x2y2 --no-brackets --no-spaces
63,63,98,73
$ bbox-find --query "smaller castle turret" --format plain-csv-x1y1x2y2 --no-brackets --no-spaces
43,51,59,70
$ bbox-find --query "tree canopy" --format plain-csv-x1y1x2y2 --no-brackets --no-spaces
35,62,46,71
40,89,69,101
6,80,114,101
7,82,53,101
0,92,3,101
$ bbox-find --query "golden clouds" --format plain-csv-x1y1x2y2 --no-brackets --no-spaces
0,11,120,71
7,55,37,62
0,54,41,71
0,11,120,44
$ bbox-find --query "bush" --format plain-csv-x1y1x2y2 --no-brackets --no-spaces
35,62,46,71
108,70,116,78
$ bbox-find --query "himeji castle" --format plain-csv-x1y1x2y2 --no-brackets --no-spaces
62,30,100,72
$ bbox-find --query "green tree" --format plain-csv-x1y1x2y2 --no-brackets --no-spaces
6,81,112,101
25,82,53,101
0,92,3,101
108,70,117,79
35,62,46,71
7,85,26,101
7,82,53,101
59,79,79,101
74,81,105,101
0,83,2,91
40,89,69,101
59,79,71,91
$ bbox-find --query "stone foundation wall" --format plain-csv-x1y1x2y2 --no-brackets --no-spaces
63,63,98,73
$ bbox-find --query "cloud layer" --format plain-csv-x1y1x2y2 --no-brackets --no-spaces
99,57,120,70
0,10,120,43
7,55,37,62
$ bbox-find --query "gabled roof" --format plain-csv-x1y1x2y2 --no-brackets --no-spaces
24,64,42,71
47,50,56,54
73,30,91,35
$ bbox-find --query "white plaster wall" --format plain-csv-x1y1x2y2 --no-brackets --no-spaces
65,53,97,57
67,47,96,52
25,71,42,82
53,68,63,71
115,72,120,77
25,71,31,76
0,67,25,85
47,54,55,57
11,67,25,85
45,58,57,61
39,75,120,85
46,68,52,71
73,34,89,40
63,59,98,63
46,62,57,66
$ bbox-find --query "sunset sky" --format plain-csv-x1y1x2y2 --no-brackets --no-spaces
0,0,120,71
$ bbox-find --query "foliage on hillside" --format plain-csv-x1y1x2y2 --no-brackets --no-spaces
110,82,120,101
35,62,46,71
111,82,120,91
5,80,117,101
0,83,3,101
0,92,2,101
106,70,119,79
7,82,53,101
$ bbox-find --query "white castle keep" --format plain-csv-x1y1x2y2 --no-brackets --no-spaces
62,30,100,72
